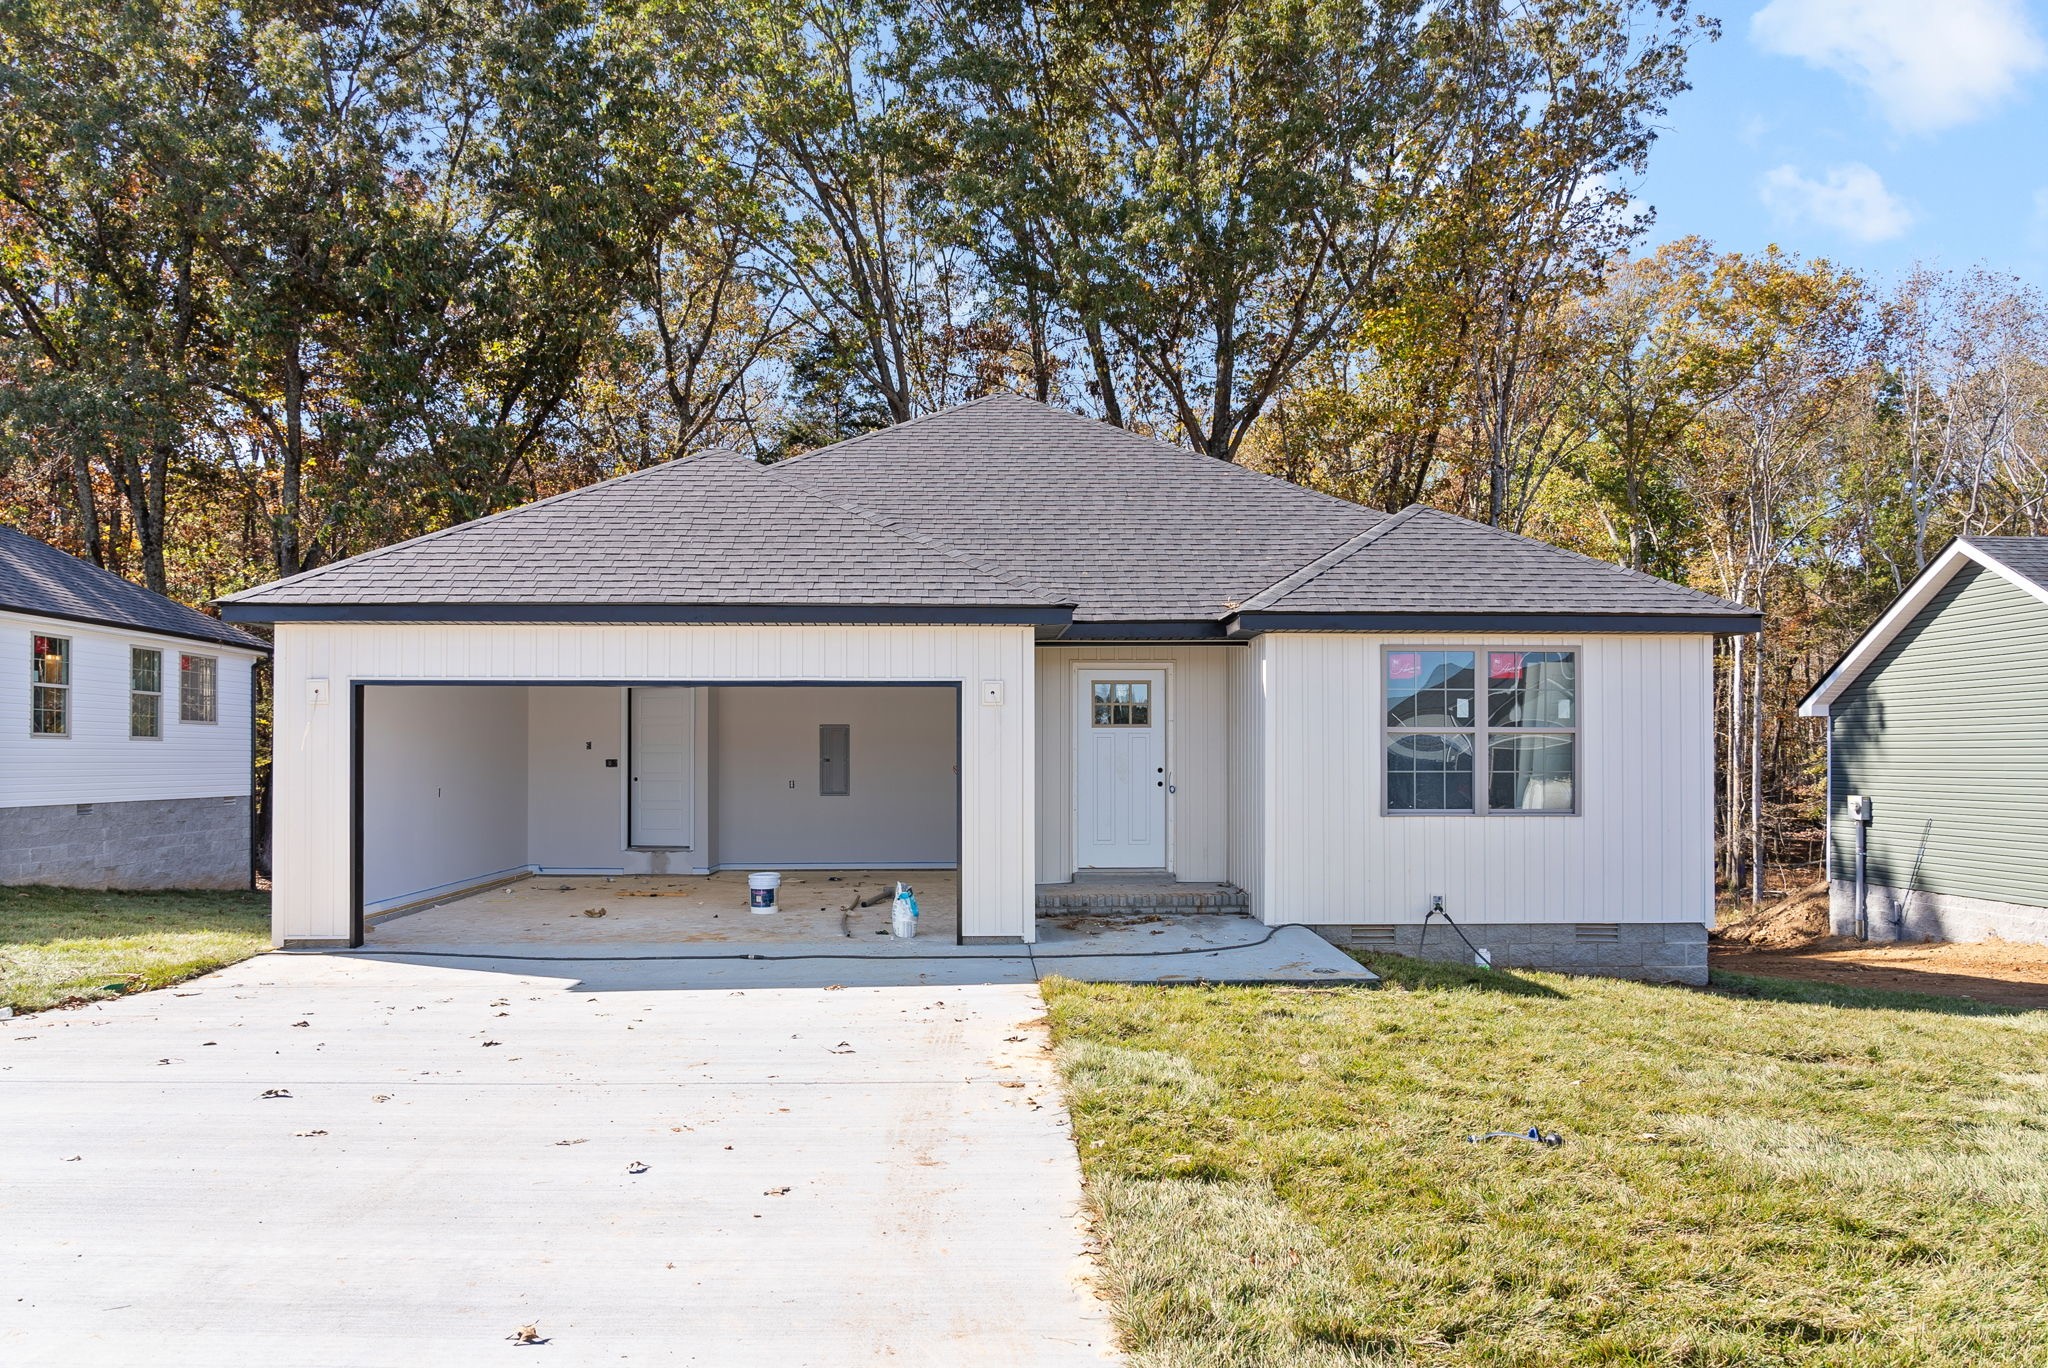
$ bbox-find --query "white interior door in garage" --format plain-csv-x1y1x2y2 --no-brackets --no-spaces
629,687,696,848
1075,668,1166,869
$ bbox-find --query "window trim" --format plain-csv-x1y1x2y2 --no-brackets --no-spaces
130,646,163,740
1380,644,1580,817
179,652,219,724
30,633,70,738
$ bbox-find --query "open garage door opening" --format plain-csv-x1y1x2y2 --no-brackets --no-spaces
351,682,962,949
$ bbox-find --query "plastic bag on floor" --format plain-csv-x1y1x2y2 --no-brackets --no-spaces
891,882,920,939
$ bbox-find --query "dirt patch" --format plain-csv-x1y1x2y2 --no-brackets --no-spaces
1710,878,2048,1009
1713,938,2048,1010
1714,879,1832,948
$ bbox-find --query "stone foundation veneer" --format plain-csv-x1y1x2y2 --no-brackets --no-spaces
1829,880,2048,947
1310,921,1708,986
0,796,252,890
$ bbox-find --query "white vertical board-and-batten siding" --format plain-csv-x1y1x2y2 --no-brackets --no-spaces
1252,632,1715,927
270,623,1035,945
1034,645,1239,884
0,609,258,807
361,686,530,909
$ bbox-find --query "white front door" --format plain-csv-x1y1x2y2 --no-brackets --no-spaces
629,687,695,848
1075,669,1167,869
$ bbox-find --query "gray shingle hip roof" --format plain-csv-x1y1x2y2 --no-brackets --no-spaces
1228,505,1759,626
0,525,264,649
222,449,1069,620
766,395,1390,622
218,395,1754,633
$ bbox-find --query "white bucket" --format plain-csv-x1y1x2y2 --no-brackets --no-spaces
748,871,781,913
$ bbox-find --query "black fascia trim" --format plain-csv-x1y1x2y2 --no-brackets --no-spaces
222,601,1072,627
3,600,268,651
1226,610,1763,636
1056,619,1228,640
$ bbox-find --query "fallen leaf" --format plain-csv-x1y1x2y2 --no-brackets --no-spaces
997,1080,1026,1089
290,1021,310,1029
555,1138,588,1147
626,1160,650,1174
763,1186,791,1196
62,1155,81,1162
372,1095,391,1103
508,1323,545,1345
259,1088,292,1100
482,1040,502,1047
294,1130,328,1138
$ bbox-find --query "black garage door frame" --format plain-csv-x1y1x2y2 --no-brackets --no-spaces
348,679,966,949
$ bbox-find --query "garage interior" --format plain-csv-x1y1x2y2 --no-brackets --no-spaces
356,683,961,944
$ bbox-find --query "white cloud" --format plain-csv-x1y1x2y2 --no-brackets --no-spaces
1751,0,2046,132
1757,163,1916,242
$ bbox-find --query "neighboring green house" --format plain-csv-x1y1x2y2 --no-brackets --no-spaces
1801,536,2048,944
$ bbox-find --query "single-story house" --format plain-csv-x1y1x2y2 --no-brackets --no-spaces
222,396,1758,981
1800,535,2048,945
1,526,267,889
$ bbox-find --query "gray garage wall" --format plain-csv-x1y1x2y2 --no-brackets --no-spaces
361,685,529,910
712,685,958,867
525,686,716,874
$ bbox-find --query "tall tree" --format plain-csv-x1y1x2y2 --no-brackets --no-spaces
920,0,1439,459
1682,248,1866,896
0,0,252,590
1433,0,1714,529
1570,236,1729,574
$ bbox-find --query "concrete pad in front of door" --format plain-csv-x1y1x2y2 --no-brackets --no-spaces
1032,915,1379,986
0,954,1117,1366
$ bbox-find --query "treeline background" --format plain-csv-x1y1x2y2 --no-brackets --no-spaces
3,0,2045,891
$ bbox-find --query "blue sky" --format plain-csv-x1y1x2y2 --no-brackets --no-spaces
1635,0,2048,285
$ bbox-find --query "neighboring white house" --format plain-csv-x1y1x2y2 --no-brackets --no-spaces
1,527,267,889
222,396,1758,981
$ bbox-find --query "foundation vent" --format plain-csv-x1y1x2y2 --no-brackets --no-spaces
1575,923,1620,943
75,803,93,815
1349,924,1399,948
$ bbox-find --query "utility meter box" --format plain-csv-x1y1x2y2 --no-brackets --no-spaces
1847,794,1872,824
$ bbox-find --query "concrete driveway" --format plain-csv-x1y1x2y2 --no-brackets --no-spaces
0,953,1118,1366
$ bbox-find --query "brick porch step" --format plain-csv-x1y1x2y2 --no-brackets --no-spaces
1034,879,1250,915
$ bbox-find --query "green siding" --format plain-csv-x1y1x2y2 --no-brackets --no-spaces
1829,562,2048,908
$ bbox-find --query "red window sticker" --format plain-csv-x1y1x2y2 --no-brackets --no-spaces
1489,651,1522,680
1388,652,1421,680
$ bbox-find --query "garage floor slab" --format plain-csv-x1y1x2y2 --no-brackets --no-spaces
369,870,962,948
362,877,1378,988
0,953,1116,1366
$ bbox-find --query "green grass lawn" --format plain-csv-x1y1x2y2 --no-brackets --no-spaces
1045,956,2048,1367
0,886,270,1013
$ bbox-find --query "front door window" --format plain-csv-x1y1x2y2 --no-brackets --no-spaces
1091,681,1152,727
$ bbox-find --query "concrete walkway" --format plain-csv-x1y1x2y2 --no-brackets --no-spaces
1,954,1119,1366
